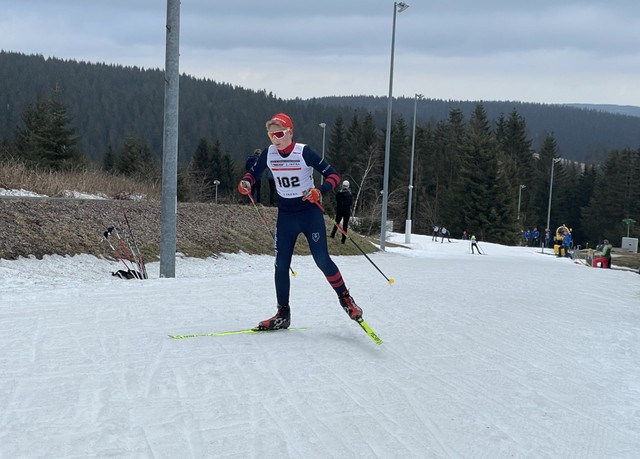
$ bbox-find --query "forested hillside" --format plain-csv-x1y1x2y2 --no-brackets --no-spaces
2,51,640,165
1,50,639,248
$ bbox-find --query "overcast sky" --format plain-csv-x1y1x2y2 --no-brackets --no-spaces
3,1,640,106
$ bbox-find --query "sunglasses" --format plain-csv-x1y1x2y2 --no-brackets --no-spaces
267,129,290,140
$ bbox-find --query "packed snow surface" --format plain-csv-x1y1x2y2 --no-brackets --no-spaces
0,233,638,458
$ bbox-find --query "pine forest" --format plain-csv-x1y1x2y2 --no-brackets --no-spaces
1,51,639,248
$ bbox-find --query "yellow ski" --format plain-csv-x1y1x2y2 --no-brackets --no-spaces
169,328,305,339
356,318,383,345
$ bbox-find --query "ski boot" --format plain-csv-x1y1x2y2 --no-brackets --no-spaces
257,304,291,331
339,290,362,321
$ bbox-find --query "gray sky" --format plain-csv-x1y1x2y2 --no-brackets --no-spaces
3,1,640,105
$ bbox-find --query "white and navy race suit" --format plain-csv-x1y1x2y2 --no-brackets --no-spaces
243,143,347,306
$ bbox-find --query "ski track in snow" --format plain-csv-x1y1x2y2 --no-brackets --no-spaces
0,237,639,458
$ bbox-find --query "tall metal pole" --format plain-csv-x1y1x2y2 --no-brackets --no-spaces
405,93,422,243
517,184,525,220
159,0,180,278
380,1,409,250
543,158,560,254
319,122,326,184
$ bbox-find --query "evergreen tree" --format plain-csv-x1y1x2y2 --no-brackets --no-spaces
432,108,466,227
496,109,536,226
13,87,84,170
412,123,436,234
102,145,115,172
115,136,154,178
452,104,517,243
582,148,639,243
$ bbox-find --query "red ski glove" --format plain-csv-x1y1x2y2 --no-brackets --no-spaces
237,180,251,195
302,188,321,203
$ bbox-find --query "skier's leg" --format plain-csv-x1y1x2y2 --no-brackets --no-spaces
274,211,300,306
303,206,346,295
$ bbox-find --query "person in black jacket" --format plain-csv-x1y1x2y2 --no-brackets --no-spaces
330,180,354,244
244,149,262,203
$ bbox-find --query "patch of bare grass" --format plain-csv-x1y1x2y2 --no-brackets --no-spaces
0,159,160,200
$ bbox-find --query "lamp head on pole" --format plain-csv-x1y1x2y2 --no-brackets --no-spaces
319,122,326,129
416,93,424,100
520,184,526,189
396,2,410,13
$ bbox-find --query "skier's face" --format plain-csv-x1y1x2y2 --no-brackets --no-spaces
267,124,293,149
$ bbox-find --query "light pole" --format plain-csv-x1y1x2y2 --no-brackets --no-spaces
319,123,326,184
622,218,636,237
543,158,561,253
517,184,525,221
213,179,220,204
380,1,409,250
405,93,423,243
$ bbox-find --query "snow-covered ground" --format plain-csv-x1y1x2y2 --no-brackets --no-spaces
0,233,638,458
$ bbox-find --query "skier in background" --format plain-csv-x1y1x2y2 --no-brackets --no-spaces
330,180,353,244
441,226,451,243
471,235,481,254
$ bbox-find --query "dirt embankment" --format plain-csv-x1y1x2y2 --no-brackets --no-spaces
0,198,371,261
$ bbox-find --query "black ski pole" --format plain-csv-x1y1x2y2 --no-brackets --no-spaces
247,191,297,277
314,201,394,285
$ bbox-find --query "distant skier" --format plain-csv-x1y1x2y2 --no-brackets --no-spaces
330,180,353,244
432,225,440,241
471,235,481,254
441,226,451,243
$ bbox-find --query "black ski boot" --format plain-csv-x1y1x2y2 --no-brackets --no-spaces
339,290,362,320
257,304,291,330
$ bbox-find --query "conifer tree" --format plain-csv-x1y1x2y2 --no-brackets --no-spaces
496,109,536,226
582,148,639,242
13,87,84,170
115,136,154,178
453,104,517,243
102,145,115,172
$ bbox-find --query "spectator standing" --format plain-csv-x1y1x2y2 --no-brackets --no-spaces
532,226,540,246
545,228,551,247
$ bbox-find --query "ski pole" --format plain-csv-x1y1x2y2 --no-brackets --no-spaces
111,225,136,263
247,191,297,277
314,201,394,285
123,211,148,279
103,227,133,271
